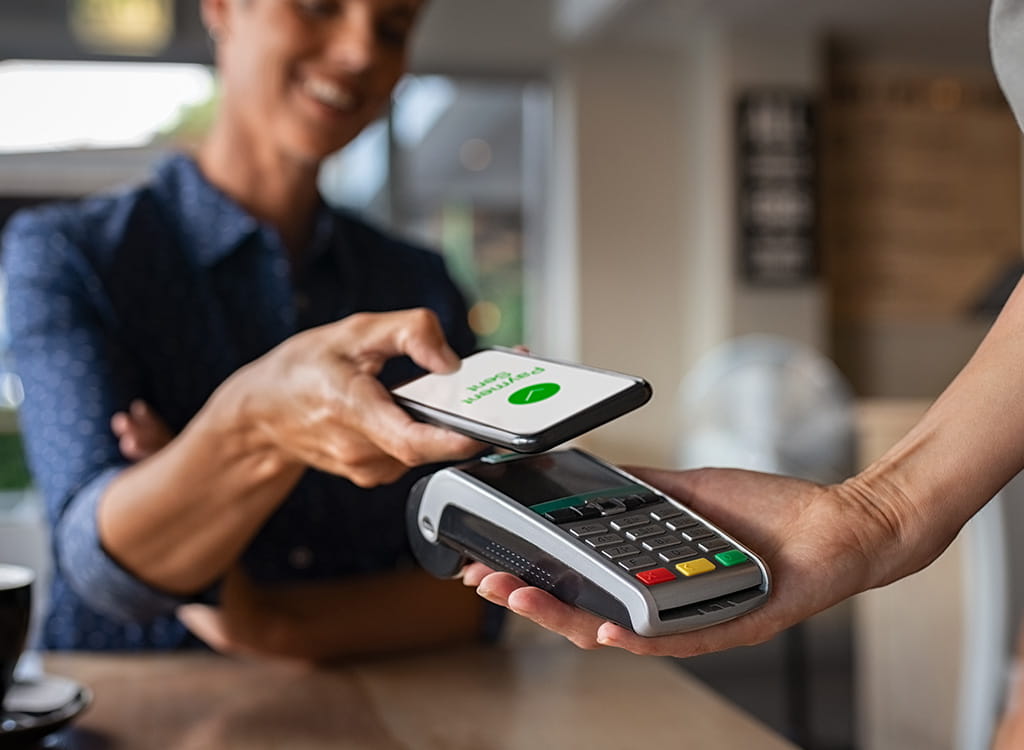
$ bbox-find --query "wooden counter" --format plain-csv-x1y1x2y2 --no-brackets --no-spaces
43,627,796,749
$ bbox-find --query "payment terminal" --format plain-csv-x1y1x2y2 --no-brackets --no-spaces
407,449,770,636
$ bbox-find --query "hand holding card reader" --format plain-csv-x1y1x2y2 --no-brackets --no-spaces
408,449,770,636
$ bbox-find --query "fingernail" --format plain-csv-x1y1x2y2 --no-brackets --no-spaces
475,581,503,606
442,346,461,371
506,599,531,617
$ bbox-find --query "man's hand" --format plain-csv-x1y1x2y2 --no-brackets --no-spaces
465,466,919,657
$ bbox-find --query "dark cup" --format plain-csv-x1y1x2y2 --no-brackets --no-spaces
0,564,33,711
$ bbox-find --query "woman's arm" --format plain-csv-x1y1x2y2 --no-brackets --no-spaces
97,310,484,596
465,280,1024,657
113,399,490,659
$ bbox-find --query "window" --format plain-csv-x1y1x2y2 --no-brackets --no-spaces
322,74,549,348
0,60,214,154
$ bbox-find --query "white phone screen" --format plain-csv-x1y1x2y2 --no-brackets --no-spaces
392,350,638,435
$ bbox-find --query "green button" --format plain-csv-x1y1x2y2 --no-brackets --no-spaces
508,382,561,405
715,550,749,567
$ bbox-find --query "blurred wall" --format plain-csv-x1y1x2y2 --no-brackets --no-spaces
550,45,688,467
532,4,1007,464
542,26,825,467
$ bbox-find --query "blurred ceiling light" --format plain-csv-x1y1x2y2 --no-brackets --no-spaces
69,0,174,56
0,61,214,153
459,138,493,172
468,301,502,336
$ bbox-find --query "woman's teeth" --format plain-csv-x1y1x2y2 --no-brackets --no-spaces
304,78,355,111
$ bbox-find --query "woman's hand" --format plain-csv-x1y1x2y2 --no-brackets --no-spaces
464,466,926,657
111,399,174,461
215,308,484,487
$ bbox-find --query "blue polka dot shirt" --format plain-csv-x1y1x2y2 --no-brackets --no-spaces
1,154,475,650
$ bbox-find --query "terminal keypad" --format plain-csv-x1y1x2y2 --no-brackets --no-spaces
551,491,752,587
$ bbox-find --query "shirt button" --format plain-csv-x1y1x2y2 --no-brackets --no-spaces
294,292,311,313
289,546,314,570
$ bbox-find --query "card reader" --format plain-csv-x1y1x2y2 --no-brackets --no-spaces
407,449,770,636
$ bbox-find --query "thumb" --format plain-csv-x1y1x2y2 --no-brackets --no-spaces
329,308,462,375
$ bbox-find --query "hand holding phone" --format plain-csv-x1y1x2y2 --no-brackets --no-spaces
391,348,652,453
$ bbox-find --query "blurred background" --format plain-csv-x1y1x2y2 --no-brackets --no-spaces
0,1,1016,749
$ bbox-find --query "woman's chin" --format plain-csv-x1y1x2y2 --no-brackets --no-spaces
278,133,349,168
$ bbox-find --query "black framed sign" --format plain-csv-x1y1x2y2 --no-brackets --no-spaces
736,91,817,285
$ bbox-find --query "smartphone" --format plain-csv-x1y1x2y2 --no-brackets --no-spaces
391,348,652,453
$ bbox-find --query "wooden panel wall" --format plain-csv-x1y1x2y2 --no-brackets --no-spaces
822,64,1021,396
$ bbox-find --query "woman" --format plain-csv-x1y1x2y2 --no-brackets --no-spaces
1,0,488,658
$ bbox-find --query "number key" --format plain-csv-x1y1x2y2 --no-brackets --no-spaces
649,506,683,521
585,533,625,549
601,544,641,560
625,525,664,541
642,535,680,552
610,515,649,531
568,522,609,538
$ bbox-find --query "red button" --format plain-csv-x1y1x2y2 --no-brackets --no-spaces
635,567,675,585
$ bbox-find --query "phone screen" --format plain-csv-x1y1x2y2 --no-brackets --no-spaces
392,349,639,436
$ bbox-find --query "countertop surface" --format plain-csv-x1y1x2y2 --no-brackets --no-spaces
39,626,796,749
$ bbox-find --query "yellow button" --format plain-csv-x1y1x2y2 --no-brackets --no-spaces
676,558,716,577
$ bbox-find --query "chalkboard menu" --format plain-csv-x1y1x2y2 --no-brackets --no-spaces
736,92,817,285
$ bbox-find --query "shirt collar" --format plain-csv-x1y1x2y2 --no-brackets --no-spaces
151,154,338,269
151,154,260,267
